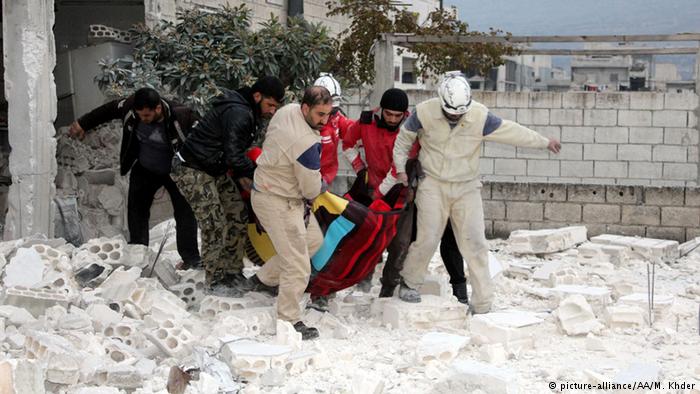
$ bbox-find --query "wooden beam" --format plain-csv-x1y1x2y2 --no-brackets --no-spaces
520,48,700,56
383,33,700,44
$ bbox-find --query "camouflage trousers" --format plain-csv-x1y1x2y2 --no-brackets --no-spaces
170,158,247,285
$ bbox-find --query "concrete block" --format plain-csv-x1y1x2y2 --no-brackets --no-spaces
516,146,549,159
470,310,542,351
76,236,127,266
561,126,594,143
0,305,37,326
590,234,679,262
594,161,628,178
491,108,517,121
534,125,561,140
606,185,641,204
653,145,687,163
567,184,605,203
595,127,628,143
529,92,562,108
93,365,143,389
285,350,318,376
275,320,302,351
480,157,494,174
560,161,593,178
582,204,620,224
617,145,652,162
479,343,508,365
493,221,531,239
147,289,191,322
550,109,582,125
584,109,617,126
604,305,646,328
665,92,698,110
688,146,699,163
583,144,617,160
595,93,629,109
529,183,567,202
653,110,688,127
630,92,664,110
527,159,559,177
645,186,684,206
483,142,516,158
0,359,45,394
532,260,563,282
483,201,505,220
620,205,660,225
544,203,581,222
506,202,543,221
473,91,497,107
562,92,596,109
577,242,629,265
483,175,516,182
3,248,47,288
145,319,195,359
416,332,469,364
661,206,700,227
220,337,292,381
96,266,141,302
382,296,467,330
555,295,603,336
617,110,652,127
508,226,587,254
481,182,492,199
680,236,700,255
420,274,451,298
629,127,664,144
628,162,663,179
664,127,698,145
606,224,646,237
553,143,583,161
550,285,612,313
496,92,529,108
2,287,73,317
439,360,518,394
103,320,147,349
618,293,674,320
663,163,697,180
224,307,277,335
491,183,530,201
517,108,550,125
689,111,697,127
494,159,527,175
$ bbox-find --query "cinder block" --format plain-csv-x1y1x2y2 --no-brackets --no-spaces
516,108,549,125
629,127,664,144
508,226,587,254
483,201,506,220
544,203,582,222
220,338,292,381
527,160,559,177
534,125,561,140
484,175,516,182
664,92,699,110
96,266,141,302
484,220,494,238
562,92,596,109
689,111,697,127
628,162,663,179
604,305,646,329
484,141,516,158
621,206,660,225
617,110,652,127
480,158,494,175
645,226,685,242
686,227,700,240
661,206,700,227
617,179,651,186
582,177,615,185
496,92,529,108
664,127,698,145
470,310,543,350
481,182,492,199
382,296,467,330
491,108,517,121
516,146,549,159
590,233,679,262
584,109,617,126
528,183,567,201
561,126,594,143
630,92,664,110
594,127,628,143
585,224,608,237
528,92,561,108
144,319,195,359
594,161,628,178
685,188,700,206
653,145,687,163
555,295,603,336
652,110,688,127
2,287,73,318
663,163,697,181
506,202,543,221
567,184,605,203
595,93,629,109
606,185,641,204
529,222,573,231
550,109,583,125
617,145,652,162
76,236,127,266
560,161,593,178
554,143,583,161
493,221,530,239
550,285,612,314
491,183,530,201
583,144,617,161
606,224,646,237
582,204,621,223
472,91,497,107
416,332,469,364
644,187,684,206
688,146,699,163
577,242,629,265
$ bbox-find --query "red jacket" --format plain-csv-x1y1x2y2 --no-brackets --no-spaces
342,108,416,198
320,110,354,184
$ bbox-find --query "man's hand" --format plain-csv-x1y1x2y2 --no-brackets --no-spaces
396,172,408,186
68,120,85,140
238,177,253,192
547,138,562,154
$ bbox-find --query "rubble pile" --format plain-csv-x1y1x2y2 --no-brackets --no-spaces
0,223,699,393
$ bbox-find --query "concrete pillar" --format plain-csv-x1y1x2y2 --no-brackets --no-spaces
2,0,58,239
371,37,395,108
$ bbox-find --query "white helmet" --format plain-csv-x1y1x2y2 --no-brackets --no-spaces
438,71,472,115
314,73,342,107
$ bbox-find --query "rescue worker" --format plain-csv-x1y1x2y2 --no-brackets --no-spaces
394,71,561,314
246,86,332,340
69,88,201,269
343,88,470,303
170,76,285,289
313,73,354,185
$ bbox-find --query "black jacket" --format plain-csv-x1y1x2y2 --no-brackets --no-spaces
178,88,259,179
77,96,197,176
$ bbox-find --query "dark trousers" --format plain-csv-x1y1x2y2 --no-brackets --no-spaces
381,203,466,287
128,162,200,264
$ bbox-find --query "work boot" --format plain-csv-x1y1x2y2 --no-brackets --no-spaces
176,259,202,270
206,273,247,297
398,279,421,303
246,275,278,297
306,295,329,312
378,283,396,298
293,321,319,340
452,282,469,304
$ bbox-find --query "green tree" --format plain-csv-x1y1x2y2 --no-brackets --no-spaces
326,1,518,87
96,5,334,111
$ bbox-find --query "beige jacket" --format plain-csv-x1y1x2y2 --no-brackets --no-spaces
394,98,550,182
254,104,322,200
